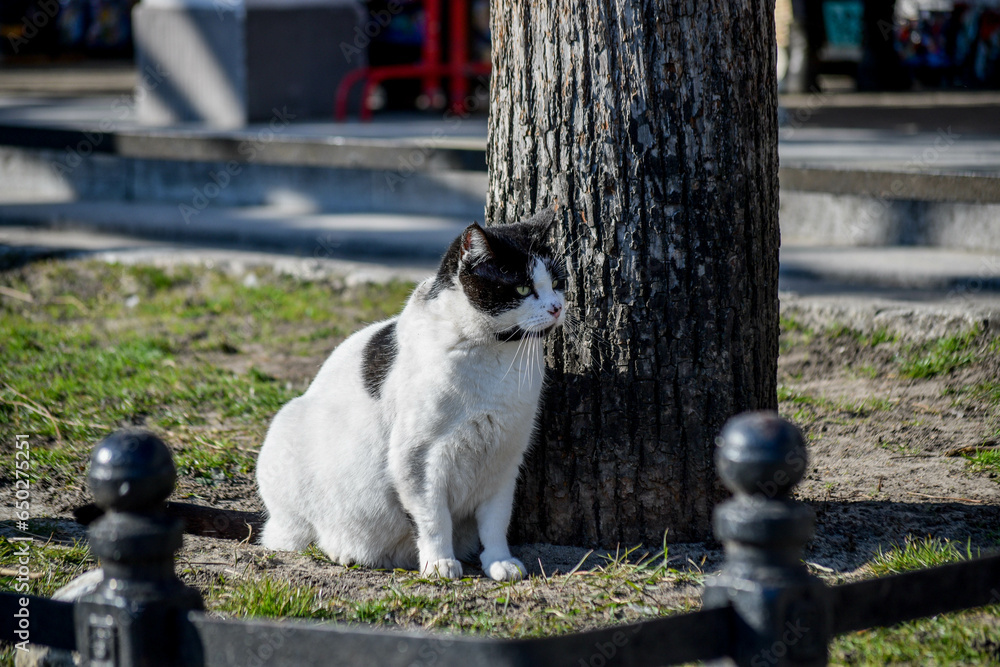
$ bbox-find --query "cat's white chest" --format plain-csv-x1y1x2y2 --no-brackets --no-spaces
392,333,543,434
386,334,542,507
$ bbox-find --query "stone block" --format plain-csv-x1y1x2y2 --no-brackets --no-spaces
133,1,362,127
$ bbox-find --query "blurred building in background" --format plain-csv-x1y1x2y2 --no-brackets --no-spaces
0,0,998,126
1,0,134,58
778,0,1000,92
0,0,492,124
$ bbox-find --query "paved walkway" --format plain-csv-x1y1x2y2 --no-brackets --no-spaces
3,216,1000,301
1,63,999,336
0,61,998,175
1,94,998,174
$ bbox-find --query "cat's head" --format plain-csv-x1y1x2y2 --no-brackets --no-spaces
429,209,567,341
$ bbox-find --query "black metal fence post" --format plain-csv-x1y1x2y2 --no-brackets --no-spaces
703,412,832,667
74,430,203,667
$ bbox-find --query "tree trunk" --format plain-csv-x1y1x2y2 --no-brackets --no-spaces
486,1,780,546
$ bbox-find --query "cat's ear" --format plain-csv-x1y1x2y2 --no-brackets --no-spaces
460,223,493,266
520,207,557,233
516,206,558,244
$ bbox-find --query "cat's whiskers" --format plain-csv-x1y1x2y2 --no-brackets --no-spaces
501,335,526,382
561,312,613,350
517,326,545,394
560,224,596,257
528,338,545,389
559,314,585,342
524,335,537,393
522,333,536,392
503,329,532,385
518,335,528,394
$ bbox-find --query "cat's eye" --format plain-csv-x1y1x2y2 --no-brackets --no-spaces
552,278,565,291
515,285,532,296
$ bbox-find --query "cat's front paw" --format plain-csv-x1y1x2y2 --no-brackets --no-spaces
484,558,526,582
421,558,463,579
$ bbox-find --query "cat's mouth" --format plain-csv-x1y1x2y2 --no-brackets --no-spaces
494,324,556,343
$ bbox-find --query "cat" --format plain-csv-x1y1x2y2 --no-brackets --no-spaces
256,209,566,581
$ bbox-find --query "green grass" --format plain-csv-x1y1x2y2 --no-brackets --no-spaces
868,536,977,577
173,433,258,481
0,533,99,666
854,364,880,380
777,385,894,418
780,315,813,335
948,381,1000,407
212,574,333,620
831,607,1000,666
199,541,703,638
831,536,999,665
5,259,1000,664
826,323,898,348
0,260,412,484
897,327,983,379
966,448,1000,476
779,315,815,353
0,533,96,598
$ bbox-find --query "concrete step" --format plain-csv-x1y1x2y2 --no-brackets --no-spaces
0,145,488,221
2,103,1000,251
779,245,1000,295
778,127,1000,252
0,201,466,262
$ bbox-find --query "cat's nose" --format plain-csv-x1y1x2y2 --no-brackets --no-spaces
548,304,562,318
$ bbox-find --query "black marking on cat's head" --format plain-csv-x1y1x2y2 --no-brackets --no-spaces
427,211,564,317
426,209,561,304
507,207,558,243
361,321,397,399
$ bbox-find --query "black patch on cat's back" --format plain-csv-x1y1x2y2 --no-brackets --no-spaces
362,321,397,399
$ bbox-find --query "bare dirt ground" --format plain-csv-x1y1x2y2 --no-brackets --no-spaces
11,316,1000,625
172,330,1000,578
2,254,999,641
778,328,1000,573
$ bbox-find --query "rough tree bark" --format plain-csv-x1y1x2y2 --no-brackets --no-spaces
486,1,780,546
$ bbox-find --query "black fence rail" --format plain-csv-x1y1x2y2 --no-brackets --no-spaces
3,412,999,666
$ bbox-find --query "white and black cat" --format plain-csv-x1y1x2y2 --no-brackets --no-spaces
256,210,566,581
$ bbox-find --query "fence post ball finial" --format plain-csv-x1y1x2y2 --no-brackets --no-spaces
704,411,830,667
78,430,203,667
716,411,807,499
88,429,175,513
